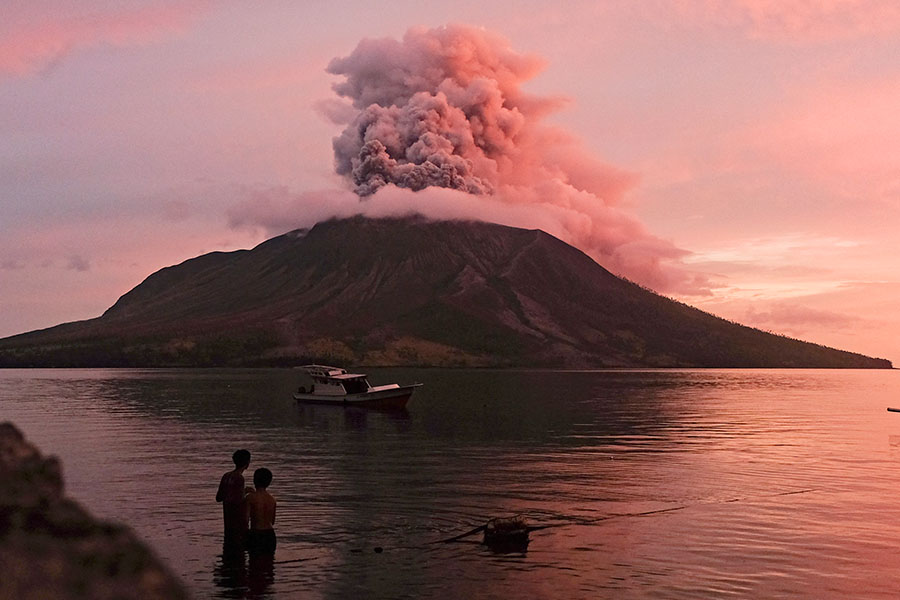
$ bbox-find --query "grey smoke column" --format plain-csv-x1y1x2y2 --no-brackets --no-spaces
327,25,540,197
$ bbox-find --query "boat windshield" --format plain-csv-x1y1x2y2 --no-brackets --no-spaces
342,378,369,394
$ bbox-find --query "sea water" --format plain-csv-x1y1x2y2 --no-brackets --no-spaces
1,368,899,599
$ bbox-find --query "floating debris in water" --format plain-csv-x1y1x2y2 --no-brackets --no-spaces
483,516,530,553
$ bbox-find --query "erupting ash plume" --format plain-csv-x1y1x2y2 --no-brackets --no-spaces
321,25,706,294
328,24,570,198
327,25,541,197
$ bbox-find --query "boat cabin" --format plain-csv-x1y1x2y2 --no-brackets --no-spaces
299,364,371,396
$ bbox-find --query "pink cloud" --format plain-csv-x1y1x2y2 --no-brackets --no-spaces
65,255,91,273
745,302,864,331
0,260,25,271
0,2,209,77
661,0,900,42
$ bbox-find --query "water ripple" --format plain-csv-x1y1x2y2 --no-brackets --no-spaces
2,368,899,598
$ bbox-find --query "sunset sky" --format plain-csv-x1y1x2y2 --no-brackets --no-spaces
2,1,899,363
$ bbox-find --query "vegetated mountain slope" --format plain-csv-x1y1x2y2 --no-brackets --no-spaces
0,216,891,368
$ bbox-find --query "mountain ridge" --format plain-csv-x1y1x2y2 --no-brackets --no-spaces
0,216,891,369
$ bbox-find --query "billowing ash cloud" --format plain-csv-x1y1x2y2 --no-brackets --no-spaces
327,25,543,197
322,25,707,293
247,25,706,294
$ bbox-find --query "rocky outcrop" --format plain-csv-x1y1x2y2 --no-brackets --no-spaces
0,422,189,600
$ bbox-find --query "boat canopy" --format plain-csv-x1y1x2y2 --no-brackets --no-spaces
329,373,368,381
299,364,347,378
299,365,367,380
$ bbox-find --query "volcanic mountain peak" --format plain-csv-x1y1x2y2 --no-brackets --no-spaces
0,216,891,369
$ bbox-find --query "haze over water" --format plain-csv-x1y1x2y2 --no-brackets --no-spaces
2,368,899,598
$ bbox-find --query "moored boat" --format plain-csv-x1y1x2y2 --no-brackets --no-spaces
293,364,421,409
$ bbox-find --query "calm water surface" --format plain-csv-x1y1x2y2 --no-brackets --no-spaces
2,368,900,599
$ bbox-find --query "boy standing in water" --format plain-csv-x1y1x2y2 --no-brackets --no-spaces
245,468,277,555
216,449,251,547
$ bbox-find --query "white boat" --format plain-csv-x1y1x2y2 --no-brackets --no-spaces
293,364,422,409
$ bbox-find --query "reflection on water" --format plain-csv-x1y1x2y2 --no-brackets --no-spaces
214,546,275,599
1,368,900,598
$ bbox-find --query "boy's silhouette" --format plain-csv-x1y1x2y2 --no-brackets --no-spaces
215,449,251,547
245,467,277,555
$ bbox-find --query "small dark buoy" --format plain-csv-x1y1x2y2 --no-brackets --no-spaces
373,547,383,554
483,516,529,553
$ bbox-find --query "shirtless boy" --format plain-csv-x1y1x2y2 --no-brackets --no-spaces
245,467,277,555
215,449,251,547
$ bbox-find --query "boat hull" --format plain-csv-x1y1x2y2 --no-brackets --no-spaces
293,383,421,409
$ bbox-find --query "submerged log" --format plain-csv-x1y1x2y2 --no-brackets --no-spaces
0,422,189,600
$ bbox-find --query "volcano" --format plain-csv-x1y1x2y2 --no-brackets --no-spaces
0,217,891,368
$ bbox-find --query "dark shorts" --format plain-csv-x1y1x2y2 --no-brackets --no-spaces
222,503,247,546
247,528,276,555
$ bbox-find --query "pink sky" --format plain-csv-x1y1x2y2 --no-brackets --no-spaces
1,1,898,364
